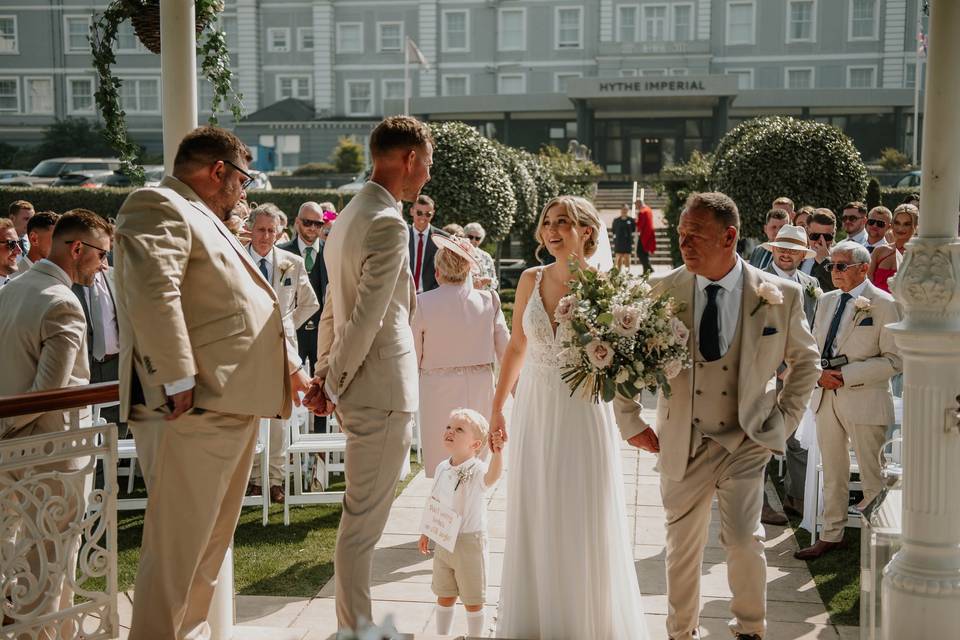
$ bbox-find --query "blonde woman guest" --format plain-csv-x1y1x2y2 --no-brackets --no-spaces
464,222,499,290
412,234,510,476
868,203,918,292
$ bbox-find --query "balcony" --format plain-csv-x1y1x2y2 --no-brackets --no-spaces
598,40,712,58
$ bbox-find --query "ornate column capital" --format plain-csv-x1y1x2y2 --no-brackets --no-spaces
891,238,960,329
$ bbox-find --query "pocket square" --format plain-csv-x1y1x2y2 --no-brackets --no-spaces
762,327,778,336
857,317,874,327
283,278,292,286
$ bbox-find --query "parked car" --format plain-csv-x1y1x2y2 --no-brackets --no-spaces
0,169,28,180
51,171,117,188
497,258,528,290
144,166,165,187
896,171,921,188
336,170,371,195
248,170,272,191
0,158,122,187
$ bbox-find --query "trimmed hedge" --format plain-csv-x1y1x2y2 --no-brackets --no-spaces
880,186,920,211
0,186,353,219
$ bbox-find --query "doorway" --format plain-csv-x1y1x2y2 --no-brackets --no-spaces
628,137,663,176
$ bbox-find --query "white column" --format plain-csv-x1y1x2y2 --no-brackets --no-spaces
160,0,198,174
882,0,960,636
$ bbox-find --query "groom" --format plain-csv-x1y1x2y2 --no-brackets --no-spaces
305,115,432,630
615,192,820,639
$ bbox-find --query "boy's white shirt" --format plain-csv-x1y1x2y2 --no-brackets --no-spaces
431,456,490,535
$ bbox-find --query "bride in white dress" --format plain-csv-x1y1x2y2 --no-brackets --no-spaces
490,196,648,639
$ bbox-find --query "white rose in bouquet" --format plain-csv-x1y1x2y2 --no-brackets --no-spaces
669,316,690,345
615,368,631,384
664,358,684,380
586,340,615,369
554,294,577,322
611,304,642,337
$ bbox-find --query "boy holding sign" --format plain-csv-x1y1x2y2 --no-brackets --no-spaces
419,408,504,637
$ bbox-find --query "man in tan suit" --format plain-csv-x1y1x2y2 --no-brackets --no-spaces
614,192,820,640
114,127,310,640
245,203,320,501
0,210,112,632
795,241,901,560
305,116,432,630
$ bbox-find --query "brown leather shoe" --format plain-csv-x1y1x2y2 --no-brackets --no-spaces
247,484,262,497
783,496,804,517
794,539,844,560
269,485,285,504
761,504,788,526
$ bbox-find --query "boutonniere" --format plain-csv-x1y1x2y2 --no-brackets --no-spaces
750,282,784,316
454,464,478,492
277,260,294,280
853,295,872,321
805,282,823,299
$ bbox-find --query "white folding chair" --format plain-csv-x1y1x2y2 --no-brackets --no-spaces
284,405,347,525
811,449,864,543
240,418,271,526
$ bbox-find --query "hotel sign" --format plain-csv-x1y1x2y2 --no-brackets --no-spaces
566,75,739,99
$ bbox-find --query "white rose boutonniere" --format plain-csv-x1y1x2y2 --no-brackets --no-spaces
750,281,784,316
277,260,294,281
853,295,872,322
805,282,823,299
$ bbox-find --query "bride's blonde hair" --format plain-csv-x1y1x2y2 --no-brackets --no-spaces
534,195,602,263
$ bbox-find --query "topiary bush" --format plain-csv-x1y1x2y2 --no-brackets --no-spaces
492,141,538,232
537,144,602,200
879,147,911,171
659,150,713,267
711,116,868,241
866,178,882,209
422,121,516,241
331,136,365,174
880,186,920,211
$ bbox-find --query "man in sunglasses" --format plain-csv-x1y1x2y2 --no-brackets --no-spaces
409,193,440,293
0,217,21,287
800,208,838,293
796,241,901,560
864,206,892,253
113,126,310,639
840,201,868,246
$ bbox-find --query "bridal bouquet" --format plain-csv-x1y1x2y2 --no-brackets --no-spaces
556,263,690,403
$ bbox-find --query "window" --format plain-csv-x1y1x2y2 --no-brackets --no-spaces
554,72,582,92
0,16,18,54
382,79,405,113
849,0,878,40
277,75,311,100
118,77,160,113
787,1,815,42
725,68,753,89
377,22,403,52
643,5,668,42
345,80,373,116
498,73,525,95
847,65,876,88
297,27,314,51
336,23,363,53
641,69,667,76
673,4,694,41
442,74,469,96
221,16,239,52
726,1,755,45
0,78,18,112
786,67,814,89
442,10,469,52
267,28,290,52
555,7,583,49
618,5,638,43
498,8,526,51
25,77,54,114
64,16,92,53
670,68,689,76
116,22,148,53
67,77,95,113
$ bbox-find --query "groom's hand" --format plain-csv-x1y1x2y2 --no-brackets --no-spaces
628,428,660,453
303,378,336,416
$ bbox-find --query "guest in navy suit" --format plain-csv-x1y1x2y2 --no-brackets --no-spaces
408,194,439,293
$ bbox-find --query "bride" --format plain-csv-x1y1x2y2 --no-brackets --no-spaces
491,196,648,639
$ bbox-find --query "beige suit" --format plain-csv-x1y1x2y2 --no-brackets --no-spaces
614,263,821,639
0,260,89,633
114,176,298,640
316,181,418,630
248,245,320,486
810,281,901,543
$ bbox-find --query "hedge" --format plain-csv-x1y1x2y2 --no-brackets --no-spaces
880,186,920,211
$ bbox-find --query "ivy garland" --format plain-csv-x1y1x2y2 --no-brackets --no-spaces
90,0,243,183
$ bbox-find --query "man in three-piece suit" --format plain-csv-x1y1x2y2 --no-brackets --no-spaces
114,127,310,639
795,241,901,561
614,192,821,640
0,209,112,632
408,193,439,293
247,203,320,502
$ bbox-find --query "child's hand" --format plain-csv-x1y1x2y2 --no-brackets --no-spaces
418,534,431,555
490,429,505,453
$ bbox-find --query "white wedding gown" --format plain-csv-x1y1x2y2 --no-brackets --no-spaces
496,269,648,639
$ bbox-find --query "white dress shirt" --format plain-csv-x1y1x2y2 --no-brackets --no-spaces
828,279,870,356
866,238,888,251
297,235,320,267
799,258,815,275
86,270,120,357
771,263,801,283
694,258,744,358
249,245,274,283
847,228,868,245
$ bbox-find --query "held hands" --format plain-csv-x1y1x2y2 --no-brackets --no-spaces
302,377,336,416
489,410,508,453
819,369,844,390
489,428,505,453
290,367,311,407
164,389,194,421
418,534,431,555
627,427,660,454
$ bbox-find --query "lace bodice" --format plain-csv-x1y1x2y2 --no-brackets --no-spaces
522,269,571,368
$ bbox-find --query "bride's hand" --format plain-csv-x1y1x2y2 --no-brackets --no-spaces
489,410,507,453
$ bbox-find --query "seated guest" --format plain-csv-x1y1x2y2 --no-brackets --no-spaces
464,222,499,291
412,235,510,476
864,206,892,253
13,211,60,277
840,201,868,245
0,209,113,628
800,208,837,292
0,217,22,286
795,241,901,560
868,204,918,293
749,208,789,269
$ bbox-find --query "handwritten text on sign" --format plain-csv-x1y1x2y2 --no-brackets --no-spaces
420,497,462,553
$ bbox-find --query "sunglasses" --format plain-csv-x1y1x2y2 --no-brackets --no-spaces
824,262,865,273
1,239,21,251
841,215,863,223
867,219,888,228
299,219,324,228
414,211,434,218
222,159,255,190
466,235,482,242
808,233,834,242
65,239,109,261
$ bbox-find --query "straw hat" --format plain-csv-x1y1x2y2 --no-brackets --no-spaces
762,224,816,259
432,232,478,269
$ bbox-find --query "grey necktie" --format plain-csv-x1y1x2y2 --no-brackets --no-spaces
89,282,106,361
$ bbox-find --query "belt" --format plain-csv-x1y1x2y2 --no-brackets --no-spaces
96,353,119,363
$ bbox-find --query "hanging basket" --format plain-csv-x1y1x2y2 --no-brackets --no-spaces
128,0,217,54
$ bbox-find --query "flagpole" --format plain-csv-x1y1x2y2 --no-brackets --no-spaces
404,36,411,116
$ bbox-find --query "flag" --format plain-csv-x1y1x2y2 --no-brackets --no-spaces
407,37,430,70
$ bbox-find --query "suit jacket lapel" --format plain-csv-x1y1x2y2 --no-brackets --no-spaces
270,247,281,290
738,266,766,393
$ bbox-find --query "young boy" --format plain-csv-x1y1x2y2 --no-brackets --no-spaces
419,408,504,637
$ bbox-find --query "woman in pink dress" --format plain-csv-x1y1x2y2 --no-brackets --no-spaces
868,203,918,292
412,234,510,476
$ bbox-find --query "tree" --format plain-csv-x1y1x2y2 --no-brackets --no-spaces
492,141,538,233
866,178,882,210
711,116,868,241
537,144,602,199
422,122,516,240
35,118,118,160
331,136,365,174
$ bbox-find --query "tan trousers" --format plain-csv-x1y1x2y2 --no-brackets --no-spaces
250,418,286,487
815,392,888,543
661,437,771,640
128,406,259,640
334,401,413,631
